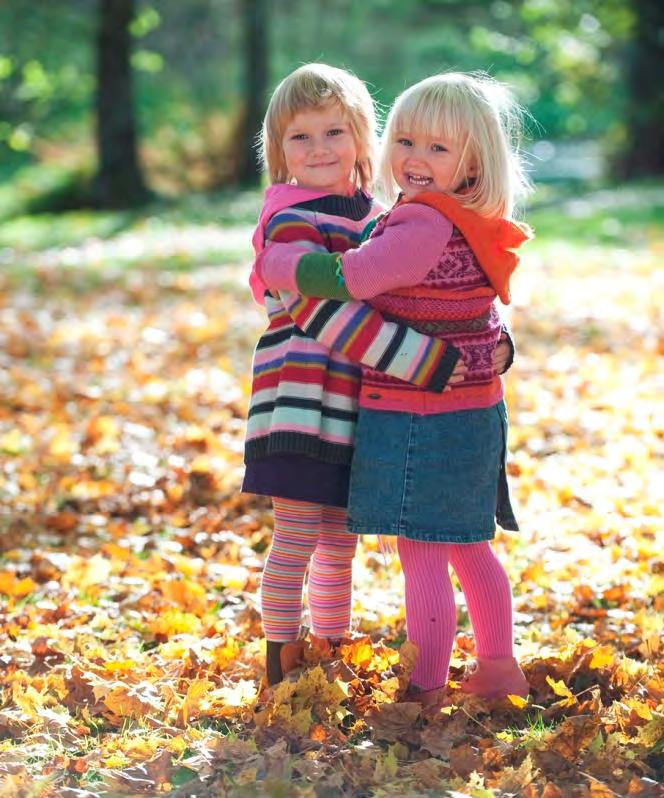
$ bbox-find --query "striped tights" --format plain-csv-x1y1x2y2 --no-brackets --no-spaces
261,498,358,642
398,537,514,690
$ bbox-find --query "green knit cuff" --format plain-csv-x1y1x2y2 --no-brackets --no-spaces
360,216,381,242
296,252,352,300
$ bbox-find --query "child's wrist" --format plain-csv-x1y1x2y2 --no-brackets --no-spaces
297,253,352,300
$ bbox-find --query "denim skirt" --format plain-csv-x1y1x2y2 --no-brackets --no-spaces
347,401,518,543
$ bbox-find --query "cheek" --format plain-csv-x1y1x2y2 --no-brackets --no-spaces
339,139,357,160
285,146,305,169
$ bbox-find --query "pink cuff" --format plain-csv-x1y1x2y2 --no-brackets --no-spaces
257,243,301,292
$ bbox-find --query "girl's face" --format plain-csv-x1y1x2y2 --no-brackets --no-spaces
389,130,475,199
282,103,358,195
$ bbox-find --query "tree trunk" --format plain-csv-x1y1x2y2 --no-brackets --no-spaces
92,0,150,207
237,0,268,186
618,0,664,178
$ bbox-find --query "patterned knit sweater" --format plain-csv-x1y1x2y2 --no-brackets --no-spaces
245,186,460,465
256,192,531,415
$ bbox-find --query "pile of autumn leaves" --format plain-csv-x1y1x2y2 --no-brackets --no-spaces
0,220,662,797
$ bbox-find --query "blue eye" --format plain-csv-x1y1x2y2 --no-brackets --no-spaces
291,133,307,140
328,128,344,136
432,143,447,153
396,138,412,147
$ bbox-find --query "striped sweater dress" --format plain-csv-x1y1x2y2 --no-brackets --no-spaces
242,185,461,507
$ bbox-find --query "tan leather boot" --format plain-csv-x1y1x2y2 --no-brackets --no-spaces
265,639,305,686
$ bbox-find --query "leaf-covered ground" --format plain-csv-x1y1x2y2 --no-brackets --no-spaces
0,184,662,797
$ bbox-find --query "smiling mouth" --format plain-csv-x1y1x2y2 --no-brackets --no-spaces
309,162,337,168
406,174,433,186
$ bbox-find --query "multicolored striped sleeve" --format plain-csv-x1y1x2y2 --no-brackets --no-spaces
280,291,461,393
265,211,329,250
258,211,328,295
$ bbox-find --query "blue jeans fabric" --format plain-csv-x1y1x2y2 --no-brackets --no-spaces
347,401,518,542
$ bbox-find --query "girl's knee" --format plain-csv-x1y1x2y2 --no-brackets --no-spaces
397,538,450,571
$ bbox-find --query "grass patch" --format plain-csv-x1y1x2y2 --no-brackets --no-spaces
498,712,558,750
0,186,263,252
0,208,140,251
527,181,664,246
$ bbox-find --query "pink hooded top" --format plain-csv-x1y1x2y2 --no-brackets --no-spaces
249,185,332,304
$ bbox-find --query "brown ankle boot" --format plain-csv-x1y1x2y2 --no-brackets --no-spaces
265,640,306,686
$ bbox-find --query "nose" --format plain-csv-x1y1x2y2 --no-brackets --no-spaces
309,137,331,154
405,147,427,167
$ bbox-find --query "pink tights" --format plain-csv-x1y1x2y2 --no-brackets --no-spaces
397,537,514,690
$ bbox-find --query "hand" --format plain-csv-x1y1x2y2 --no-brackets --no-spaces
493,339,511,374
444,357,468,391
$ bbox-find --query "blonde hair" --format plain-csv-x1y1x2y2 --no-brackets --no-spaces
379,72,531,218
261,63,377,191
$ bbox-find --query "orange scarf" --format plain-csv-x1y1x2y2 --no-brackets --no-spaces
404,192,533,304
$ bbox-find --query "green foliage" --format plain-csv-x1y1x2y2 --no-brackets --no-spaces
0,0,645,193
270,0,634,142
0,3,95,150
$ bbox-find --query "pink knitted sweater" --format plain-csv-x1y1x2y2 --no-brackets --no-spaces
343,203,504,413
259,201,520,414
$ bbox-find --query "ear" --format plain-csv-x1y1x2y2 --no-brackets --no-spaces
466,159,478,178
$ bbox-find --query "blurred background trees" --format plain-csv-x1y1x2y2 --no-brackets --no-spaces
0,0,661,208
93,0,150,207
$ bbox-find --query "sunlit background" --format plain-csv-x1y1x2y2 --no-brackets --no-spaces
0,2,661,796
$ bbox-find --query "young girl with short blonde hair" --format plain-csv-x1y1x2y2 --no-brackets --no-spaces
243,64,468,687
261,63,377,191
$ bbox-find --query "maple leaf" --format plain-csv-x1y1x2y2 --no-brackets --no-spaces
588,644,617,670
419,711,470,759
545,675,575,700
160,578,207,614
365,702,421,743
491,754,539,793
291,665,347,719
179,678,214,726
211,636,241,669
102,682,164,721
149,608,203,639
544,714,602,762
449,742,483,780
104,749,174,793
397,640,419,684
339,637,375,670
0,572,36,598
507,693,530,709
410,757,450,790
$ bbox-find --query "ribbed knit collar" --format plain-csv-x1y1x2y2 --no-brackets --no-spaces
250,184,376,305
292,190,373,221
